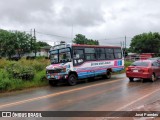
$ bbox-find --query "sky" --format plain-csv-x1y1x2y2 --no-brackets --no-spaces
0,0,160,47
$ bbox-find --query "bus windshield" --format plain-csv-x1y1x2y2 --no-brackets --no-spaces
50,48,71,64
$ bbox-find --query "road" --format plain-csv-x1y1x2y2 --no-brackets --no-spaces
0,73,160,119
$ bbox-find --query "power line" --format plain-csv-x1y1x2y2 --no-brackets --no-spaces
98,37,125,40
36,31,71,39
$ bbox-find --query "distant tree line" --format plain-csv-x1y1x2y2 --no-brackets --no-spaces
129,32,160,54
73,34,99,45
0,29,50,58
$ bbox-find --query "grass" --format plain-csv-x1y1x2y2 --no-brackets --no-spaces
0,58,50,92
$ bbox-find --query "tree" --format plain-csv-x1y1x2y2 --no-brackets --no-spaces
73,34,99,45
14,31,32,57
0,30,17,58
36,41,50,47
73,34,87,44
130,32,160,53
0,29,8,57
0,29,53,58
0,29,44,58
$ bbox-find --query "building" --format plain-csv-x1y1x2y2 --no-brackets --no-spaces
37,46,51,57
24,46,51,57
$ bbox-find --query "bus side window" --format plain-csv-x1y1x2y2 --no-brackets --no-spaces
96,48,106,60
106,48,114,60
73,49,84,66
114,48,122,59
85,48,96,61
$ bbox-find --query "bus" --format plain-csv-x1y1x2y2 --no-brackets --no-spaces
46,42,124,86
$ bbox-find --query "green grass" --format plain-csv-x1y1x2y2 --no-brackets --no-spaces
0,58,49,92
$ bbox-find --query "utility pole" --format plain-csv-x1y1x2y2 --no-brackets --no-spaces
122,41,125,58
30,29,33,54
125,36,126,49
33,29,36,42
71,23,73,43
33,29,37,57
120,41,122,48
30,29,32,37
122,41,125,49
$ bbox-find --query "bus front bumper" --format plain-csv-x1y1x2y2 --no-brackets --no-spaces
46,74,68,81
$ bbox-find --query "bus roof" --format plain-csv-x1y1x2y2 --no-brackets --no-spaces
72,44,121,48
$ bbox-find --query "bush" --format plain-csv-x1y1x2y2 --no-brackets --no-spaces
124,61,132,68
33,70,48,85
5,62,35,80
0,78,12,92
26,56,36,60
0,70,13,91
0,58,49,92
32,62,45,72
0,58,11,69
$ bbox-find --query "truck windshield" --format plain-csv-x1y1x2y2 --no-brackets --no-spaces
50,48,71,64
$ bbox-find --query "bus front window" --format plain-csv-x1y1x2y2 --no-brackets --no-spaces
59,48,71,63
50,50,58,64
50,48,71,64
59,51,71,63
50,54,58,64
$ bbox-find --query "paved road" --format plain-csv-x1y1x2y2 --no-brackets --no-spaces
0,73,160,119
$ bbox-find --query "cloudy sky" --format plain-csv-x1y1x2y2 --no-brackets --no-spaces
0,0,160,46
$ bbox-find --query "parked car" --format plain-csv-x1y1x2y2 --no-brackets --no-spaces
126,60,160,82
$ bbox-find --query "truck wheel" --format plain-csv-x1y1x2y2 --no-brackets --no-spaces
49,81,58,86
68,74,77,86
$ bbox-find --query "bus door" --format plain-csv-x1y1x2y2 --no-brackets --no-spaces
73,49,87,79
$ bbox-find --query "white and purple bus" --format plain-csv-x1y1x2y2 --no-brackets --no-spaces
46,43,124,86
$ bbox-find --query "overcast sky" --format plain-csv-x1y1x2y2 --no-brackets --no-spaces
0,0,160,46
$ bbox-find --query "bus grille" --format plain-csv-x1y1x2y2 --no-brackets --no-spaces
47,69,62,73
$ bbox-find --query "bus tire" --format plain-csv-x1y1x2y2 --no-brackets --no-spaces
103,70,111,79
67,74,77,86
49,80,59,86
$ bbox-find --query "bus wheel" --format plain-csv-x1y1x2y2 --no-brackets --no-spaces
103,70,111,79
67,74,77,86
49,80,58,86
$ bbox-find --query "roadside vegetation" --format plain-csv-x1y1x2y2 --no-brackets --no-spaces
0,57,50,92
124,61,132,68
